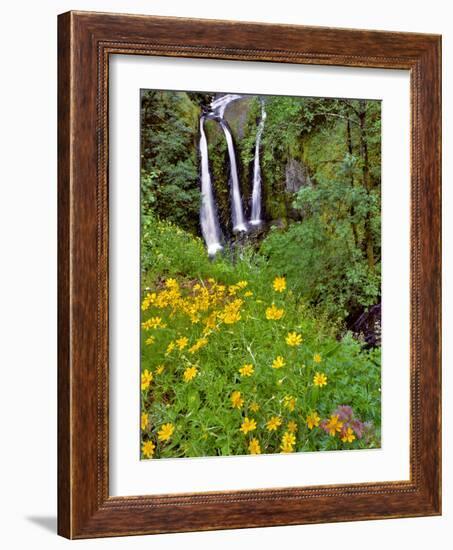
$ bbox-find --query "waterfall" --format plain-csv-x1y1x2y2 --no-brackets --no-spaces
250,101,266,226
220,120,247,233
199,116,223,256
211,94,247,233
199,93,262,254
211,94,242,118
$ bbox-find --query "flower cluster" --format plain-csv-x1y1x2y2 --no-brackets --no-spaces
141,422,175,459
141,369,153,391
319,406,366,443
140,274,378,459
248,438,261,454
266,303,284,320
141,278,250,331
280,431,296,453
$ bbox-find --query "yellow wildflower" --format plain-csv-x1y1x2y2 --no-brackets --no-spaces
231,390,244,409
306,411,321,430
165,341,175,355
176,336,189,350
283,395,296,412
266,416,282,431
145,335,155,345
203,312,218,332
219,299,243,325
273,276,287,293
325,415,343,436
141,412,148,431
141,292,156,311
142,316,165,330
155,291,171,309
223,310,241,324
250,402,260,413
240,417,257,434
248,437,261,454
155,364,165,375
165,278,178,289
189,312,201,324
313,353,322,363
239,364,254,377
313,372,328,387
158,423,175,442
142,440,155,458
265,303,284,320
287,420,298,433
285,332,302,347
237,281,248,289
228,284,239,295
280,431,296,453
244,291,253,297
188,337,208,354
141,369,153,391
341,427,356,443
272,356,285,369
183,366,198,382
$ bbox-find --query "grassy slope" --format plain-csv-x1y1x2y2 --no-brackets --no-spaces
140,217,381,459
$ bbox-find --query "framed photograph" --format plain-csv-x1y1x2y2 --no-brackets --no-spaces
58,11,441,538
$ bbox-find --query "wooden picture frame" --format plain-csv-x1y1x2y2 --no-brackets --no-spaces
58,10,441,538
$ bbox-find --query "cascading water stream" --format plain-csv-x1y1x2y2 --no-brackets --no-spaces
250,101,266,226
211,94,247,233
211,94,242,118
199,93,265,254
199,116,223,256
219,120,248,233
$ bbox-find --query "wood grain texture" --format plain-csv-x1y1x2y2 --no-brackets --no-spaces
57,10,442,539
57,11,71,538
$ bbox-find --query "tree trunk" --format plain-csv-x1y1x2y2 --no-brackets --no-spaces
358,100,375,270
346,118,359,249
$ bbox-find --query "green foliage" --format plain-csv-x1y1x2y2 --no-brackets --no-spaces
141,90,205,232
255,97,381,322
142,214,267,289
261,220,380,321
260,155,380,321
140,218,381,458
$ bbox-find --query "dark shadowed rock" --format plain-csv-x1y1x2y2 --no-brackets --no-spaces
285,158,311,193
269,218,288,230
348,303,381,348
224,97,255,139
